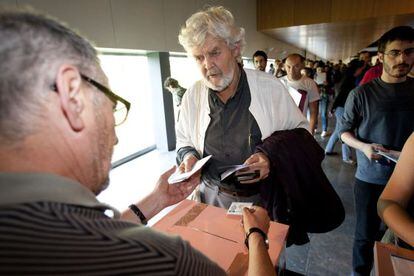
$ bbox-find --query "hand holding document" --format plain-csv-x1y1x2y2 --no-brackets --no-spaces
376,150,400,163
152,200,289,274
220,164,261,183
168,155,212,184
220,164,250,181
227,202,253,215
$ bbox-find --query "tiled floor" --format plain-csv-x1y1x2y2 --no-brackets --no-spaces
98,129,358,276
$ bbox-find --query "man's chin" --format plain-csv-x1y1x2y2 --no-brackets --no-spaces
94,177,110,195
202,78,225,92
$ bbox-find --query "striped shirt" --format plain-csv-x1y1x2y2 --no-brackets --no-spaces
0,173,225,275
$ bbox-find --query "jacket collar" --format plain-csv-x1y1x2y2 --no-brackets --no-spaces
0,172,120,218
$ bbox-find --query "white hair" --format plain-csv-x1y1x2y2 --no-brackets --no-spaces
178,6,245,58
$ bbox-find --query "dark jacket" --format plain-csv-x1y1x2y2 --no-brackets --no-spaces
257,128,345,246
331,73,357,111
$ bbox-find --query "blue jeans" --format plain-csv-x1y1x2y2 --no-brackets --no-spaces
319,94,329,131
325,107,352,160
352,179,385,276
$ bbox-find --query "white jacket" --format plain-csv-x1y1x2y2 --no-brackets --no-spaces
176,69,309,156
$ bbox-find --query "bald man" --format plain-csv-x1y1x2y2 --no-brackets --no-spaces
280,54,320,135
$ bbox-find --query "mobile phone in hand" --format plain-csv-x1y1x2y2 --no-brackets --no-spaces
236,170,260,181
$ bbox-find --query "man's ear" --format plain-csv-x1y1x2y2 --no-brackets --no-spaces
378,53,384,64
232,43,241,59
54,66,85,132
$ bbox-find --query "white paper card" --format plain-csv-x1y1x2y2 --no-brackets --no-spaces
227,202,253,215
377,151,399,163
168,155,212,184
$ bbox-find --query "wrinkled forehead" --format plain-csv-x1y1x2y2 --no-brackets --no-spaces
190,35,228,55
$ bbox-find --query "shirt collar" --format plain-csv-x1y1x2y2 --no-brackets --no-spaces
0,172,120,218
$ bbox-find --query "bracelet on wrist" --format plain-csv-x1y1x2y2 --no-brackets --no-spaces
244,227,269,249
128,204,148,225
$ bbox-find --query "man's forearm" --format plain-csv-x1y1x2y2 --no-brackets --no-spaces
177,146,200,164
378,199,414,247
340,131,366,151
248,234,276,276
309,101,318,135
309,116,317,135
121,192,164,223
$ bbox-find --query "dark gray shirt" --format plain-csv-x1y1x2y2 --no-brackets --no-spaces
177,69,263,192
338,77,414,184
0,173,225,275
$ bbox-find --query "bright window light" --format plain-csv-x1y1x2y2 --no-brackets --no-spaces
99,54,155,162
169,55,201,89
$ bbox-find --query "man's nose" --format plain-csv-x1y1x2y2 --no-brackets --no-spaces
204,55,214,70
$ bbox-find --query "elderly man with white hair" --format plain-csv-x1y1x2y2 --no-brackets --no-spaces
176,6,309,209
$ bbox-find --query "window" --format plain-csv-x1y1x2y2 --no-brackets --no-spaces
169,55,201,89
99,53,155,162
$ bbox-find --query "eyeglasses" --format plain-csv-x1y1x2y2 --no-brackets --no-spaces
80,74,131,126
383,47,414,58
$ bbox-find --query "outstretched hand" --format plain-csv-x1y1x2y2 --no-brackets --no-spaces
154,166,200,208
121,166,200,224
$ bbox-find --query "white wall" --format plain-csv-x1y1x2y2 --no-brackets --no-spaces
0,0,301,58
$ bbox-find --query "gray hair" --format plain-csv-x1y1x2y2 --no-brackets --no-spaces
0,8,100,143
178,6,245,59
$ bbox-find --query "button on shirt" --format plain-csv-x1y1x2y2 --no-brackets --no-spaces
202,69,263,192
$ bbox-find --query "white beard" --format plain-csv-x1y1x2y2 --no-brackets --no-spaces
203,66,234,92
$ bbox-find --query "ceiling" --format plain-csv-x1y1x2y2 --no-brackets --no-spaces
262,13,414,61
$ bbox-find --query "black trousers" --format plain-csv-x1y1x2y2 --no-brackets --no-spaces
352,178,385,276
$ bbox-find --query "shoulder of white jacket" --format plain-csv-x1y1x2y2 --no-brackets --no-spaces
245,68,277,81
246,68,286,87
186,79,208,95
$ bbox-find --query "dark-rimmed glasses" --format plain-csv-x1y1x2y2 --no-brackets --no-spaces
383,47,414,58
80,74,131,126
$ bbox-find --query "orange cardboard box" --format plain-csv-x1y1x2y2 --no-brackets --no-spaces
152,199,289,275
374,242,414,276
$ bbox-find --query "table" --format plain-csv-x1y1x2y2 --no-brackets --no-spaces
374,242,414,275
152,199,289,275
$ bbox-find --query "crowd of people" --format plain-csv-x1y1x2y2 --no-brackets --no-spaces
250,26,414,275
254,49,376,140
0,4,413,276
